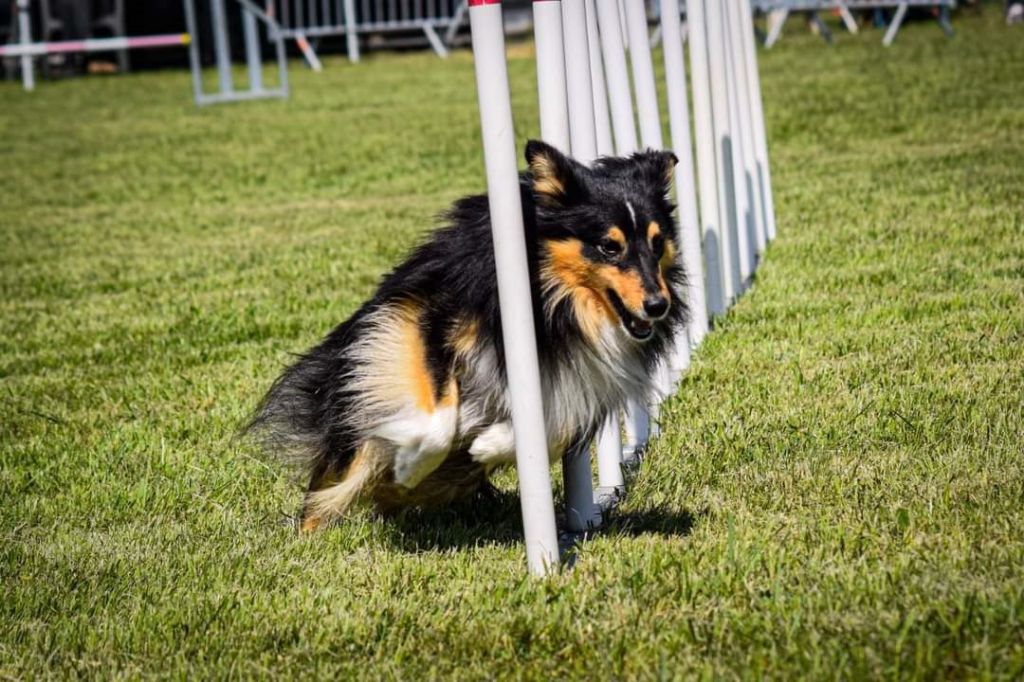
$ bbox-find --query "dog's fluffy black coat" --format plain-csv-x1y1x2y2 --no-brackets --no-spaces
251,141,688,529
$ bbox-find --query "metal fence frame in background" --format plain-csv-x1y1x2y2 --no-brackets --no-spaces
1,0,191,92
267,0,469,65
183,0,290,105
753,0,956,46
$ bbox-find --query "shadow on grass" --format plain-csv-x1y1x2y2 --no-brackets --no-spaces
377,485,701,555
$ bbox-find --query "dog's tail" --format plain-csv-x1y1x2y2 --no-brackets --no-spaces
245,346,356,489
246,306,373,487
299,439,390,530
247,358,323,473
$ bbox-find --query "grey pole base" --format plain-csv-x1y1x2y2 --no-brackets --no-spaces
594,485,625,513
621,445,644,470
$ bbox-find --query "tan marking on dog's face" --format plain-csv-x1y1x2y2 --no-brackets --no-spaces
606,226,627,252
595,265,646,315
541,238,662,337
545,239,590,289
647,221,661,244
660,239,676,272
648,221,676,298
541,239,616,342
657,245,674,301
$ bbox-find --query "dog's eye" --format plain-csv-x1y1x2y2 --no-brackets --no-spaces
597,239,623,259
651,233,665,257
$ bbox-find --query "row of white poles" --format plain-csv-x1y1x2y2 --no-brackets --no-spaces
469,0,776,575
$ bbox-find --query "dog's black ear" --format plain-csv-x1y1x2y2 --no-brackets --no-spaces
637,149,679,196
525,140,586,207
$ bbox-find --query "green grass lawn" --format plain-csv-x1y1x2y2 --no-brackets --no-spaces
2,6,1023,679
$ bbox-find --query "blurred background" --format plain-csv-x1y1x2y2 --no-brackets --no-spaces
2,0,1019,81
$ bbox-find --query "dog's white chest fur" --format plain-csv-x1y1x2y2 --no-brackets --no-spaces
460,323,650,467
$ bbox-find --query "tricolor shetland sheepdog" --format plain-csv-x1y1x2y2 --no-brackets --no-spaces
251,140,688,531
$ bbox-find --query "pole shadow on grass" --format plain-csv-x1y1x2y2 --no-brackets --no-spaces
373,485,701,556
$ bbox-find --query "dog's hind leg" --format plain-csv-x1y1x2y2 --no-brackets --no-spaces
299,439,390,532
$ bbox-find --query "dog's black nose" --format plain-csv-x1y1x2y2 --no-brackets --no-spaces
643,296,669,319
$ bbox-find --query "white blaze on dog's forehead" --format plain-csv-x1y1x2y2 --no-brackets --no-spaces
625,201,638,231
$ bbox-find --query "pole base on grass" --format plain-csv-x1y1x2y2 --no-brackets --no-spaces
622,446,644,470
594,485,625,512
564,508,603,533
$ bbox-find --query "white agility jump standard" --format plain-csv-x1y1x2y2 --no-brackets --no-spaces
470,0,777,575
7,0,289,106
2,1,189,94
0,33,189,58
183,0,290,106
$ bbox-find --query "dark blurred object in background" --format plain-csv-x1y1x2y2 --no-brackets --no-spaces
126,0,187,68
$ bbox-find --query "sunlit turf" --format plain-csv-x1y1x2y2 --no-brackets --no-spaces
2,6,1023,679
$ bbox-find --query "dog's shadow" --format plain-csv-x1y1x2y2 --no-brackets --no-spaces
377,487,701,557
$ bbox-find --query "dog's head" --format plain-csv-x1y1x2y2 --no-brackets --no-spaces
527,140,682,343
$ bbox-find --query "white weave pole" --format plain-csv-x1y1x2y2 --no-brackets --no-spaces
595,0,638,155
623,0,667,440
617,0,629,49
593,0,636,481
727,0,766,257
533,0,571,152
659,0,708,353
561,0,603,531
687,0,726,318
469,0,560,575
704,0,741,305
596,0,646,462
622,396,649,464
736,0,777,243
595,414,625,503
722,0,754,287
585,0,615,157
561,0,599,163
623,0,663,149
684,0,724,315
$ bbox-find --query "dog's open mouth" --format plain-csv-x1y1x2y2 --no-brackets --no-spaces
607,290,654,341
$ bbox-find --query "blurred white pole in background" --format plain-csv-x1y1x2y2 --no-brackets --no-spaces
736,0,777,242
585,0,615,157
533,0,571,152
